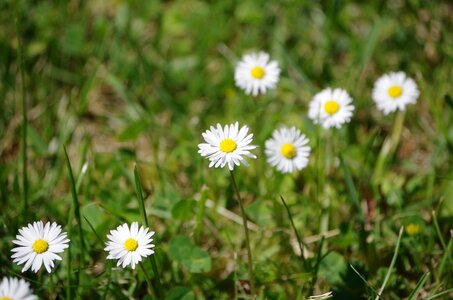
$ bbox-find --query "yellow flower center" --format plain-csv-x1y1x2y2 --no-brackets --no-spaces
280,143,297,159
219,138,237,153
324,100,340,115
124,238,138,251
0,297,12,300
388,85,402,98
32,239,48,254
405,224,420,236
250,66,265,79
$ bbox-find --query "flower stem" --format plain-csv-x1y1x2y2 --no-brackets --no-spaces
373,111,405,187
229,170,255,295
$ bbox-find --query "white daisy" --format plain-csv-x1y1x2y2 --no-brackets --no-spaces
11,221,70,273
234,51,280,96
0,277,37,300
372,71,419,115
105,222,155,269
308,88,355,129
265,127,311,174
198,122,257,171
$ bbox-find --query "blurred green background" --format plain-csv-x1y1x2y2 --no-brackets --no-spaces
1,0,452,299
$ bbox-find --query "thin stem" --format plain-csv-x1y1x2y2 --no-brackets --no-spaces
373,111,405,187
229,170,255,295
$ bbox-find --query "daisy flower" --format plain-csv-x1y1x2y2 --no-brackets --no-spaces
308,88,355,129
198,122,257,171
234,51,280,96
372,71,419,115
265,127,311,174
0,277,37,300
105,222,155,269
11,221,70,273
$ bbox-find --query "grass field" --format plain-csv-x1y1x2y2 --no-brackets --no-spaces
1,0,453,299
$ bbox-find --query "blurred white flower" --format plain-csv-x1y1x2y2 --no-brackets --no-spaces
198,122,257,171
372,71,419,115
234,52,280,96
0,277,37,300
105,222,155,269
11,221,69,273
265,127,311,174
308,88,355,129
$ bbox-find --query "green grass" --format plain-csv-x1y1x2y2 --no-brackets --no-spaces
1,0,453,299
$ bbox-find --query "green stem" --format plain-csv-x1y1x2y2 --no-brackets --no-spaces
229,170,255,295
373,111,405,186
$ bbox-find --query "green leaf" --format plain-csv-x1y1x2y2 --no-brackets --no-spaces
169,235,212,273
181,247,211,273
171,199,197,220
165,287,195,300
118,121,148,141
318,251,347,285
169,235,194,262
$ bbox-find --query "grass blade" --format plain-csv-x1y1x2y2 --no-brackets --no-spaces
426,288,453,300
134,163,164,298
375,227,404,300
64,146,86,299
280,195,308,271
408,272,430,300
350,264,379,296
339,153,365,224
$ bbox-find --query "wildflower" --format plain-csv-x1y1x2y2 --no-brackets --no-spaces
405,224,420,236
105,222,155,269
234,52,280,96
198,122,257,171
308,88,355,129
11,221,69,273
265,127,311,173
0,277,37,300
372,71,419,115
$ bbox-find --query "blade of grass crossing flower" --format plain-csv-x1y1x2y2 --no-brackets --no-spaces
15,4,28,223
375,226,404,300
408,272,430,300
133,163,164,298
280,196,308,271
64,146,86,299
